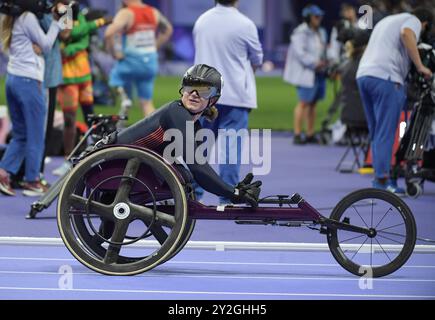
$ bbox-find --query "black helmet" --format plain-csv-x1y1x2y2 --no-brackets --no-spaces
181,64,223,99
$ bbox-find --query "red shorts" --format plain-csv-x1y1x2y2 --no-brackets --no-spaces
58,81,94,113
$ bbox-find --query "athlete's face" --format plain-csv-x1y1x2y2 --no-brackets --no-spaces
181,90,210,115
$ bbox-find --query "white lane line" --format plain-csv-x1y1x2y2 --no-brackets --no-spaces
1,237,435,253
0,257,75,261
0,256,435,268
0,286,434,299
0,270,434,283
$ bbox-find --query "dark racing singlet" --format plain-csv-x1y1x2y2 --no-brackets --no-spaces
116,101,235,199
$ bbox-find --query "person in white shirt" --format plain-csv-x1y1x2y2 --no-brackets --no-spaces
193,0,263,204
283,4,328,145
0,2,68,197
356,7,433,195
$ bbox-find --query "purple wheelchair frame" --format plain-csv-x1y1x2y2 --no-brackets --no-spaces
83,145,373,237
58,144,416,278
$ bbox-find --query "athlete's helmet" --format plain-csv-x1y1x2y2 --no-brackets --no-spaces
181,64,223,100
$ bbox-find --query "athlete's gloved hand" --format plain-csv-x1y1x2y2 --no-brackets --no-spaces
231,173,262,208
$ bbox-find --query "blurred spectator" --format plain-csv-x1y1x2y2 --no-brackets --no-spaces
53,2,112,176
339,30,370,128
0,5,66,197
356,7,433,194
383,0,413,13
283,4,328,145
39,7,70,180
0,105,10,146
193,0,263,204
328,3,361,63
9,3,71,188
105,0,173,119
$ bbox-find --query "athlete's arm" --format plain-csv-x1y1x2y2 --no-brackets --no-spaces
104,8,133,58
162,105,234,199
154,9,173,50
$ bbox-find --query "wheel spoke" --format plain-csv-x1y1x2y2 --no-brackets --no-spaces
371,200,374,228
351,237,369,260
114,158,141,203
374,237,392,262
374,207,393,229
352,205,369,228
103,220,130,264
98,219,115,240
146,223,169,245
340,234,367,243
377,223,405,232
91,234,105,246
378,230,407,239
69,194,113,220
377,234,405,245
130,203,176,228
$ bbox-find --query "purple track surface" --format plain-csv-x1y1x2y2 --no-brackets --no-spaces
1,133,434,299
0,245,435,300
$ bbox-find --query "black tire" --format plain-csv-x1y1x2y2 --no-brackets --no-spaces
70,176,196,266
160,193,197,263
406,182,423,199
327,188,416,278
57,146,189,276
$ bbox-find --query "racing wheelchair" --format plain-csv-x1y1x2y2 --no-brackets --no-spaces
57,145,417,278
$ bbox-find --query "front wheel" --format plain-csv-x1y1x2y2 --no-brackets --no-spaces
327,188,416,278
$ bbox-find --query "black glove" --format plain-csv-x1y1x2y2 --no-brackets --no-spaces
231,173,262,208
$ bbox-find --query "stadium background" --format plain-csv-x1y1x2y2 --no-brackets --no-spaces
0,0,357,130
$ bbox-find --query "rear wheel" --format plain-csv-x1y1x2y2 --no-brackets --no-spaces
57,147,189,276
327,188,416,277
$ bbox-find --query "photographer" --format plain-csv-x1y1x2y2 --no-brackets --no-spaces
328,3,360,64
356,7,433,195
283,4,328,145
0,1,69,196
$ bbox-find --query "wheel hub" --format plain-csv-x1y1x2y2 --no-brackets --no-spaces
368,228,377,238
113,202,130,220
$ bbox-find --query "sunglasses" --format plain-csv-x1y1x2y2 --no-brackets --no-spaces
181,86,217,99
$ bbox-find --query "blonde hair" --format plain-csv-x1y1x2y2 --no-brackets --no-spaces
1,15,15,51
202,106,218,122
